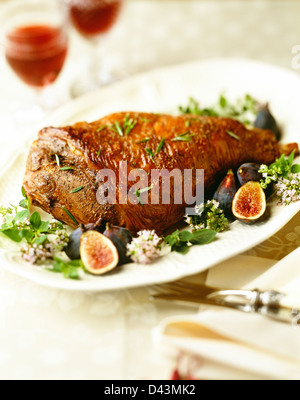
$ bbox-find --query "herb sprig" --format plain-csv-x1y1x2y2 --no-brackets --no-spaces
172,131,195,142
0,188,69,265
259,151,300,189
48,257,85,280
164,229,217,254
179,94,259,125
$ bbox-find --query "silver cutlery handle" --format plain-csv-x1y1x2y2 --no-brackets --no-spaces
209,289,299,323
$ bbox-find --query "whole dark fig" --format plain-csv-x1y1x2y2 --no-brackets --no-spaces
237,163,262,186
213,169,239,219
254,104,281,140
104,224,133,265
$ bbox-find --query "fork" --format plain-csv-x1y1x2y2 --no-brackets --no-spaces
150,281,300,324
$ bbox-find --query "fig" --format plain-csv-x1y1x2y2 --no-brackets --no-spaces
237,163,262,186
80,230,119,275
104,224,133,265
213,169,239,218
65,222,105,260
65,228,82,260
232,181,267,224
254,104,281,140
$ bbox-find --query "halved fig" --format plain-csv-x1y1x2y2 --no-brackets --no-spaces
80,230,119,275
65,222,105,260
232,181,267,224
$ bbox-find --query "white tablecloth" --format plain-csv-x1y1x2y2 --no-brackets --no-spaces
0,0,299,380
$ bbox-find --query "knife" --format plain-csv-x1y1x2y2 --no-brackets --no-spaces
150,283,300,325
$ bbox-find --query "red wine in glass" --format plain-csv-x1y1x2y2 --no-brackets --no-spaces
67,0,124,97
6,25,68,87
69,0,123,37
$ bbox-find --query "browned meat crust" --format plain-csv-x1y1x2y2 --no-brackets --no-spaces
23,112,280,234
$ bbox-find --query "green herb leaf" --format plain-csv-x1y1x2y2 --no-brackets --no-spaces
34,235,47,246
39,221,50,233
114,121,124,137
21,186,27,199
189,229,217,245
14,210,30,223
291,164,300,174
19,229,34,242
62,207,78,225
136,138,150,144
145,148,155,161
60,166,75,171
226,131,240,141
172,131,194,142
156,138,165,155
97,125,107,132
71,186,84,194
50,257,84,280
2,229,22,243
30,212,42,230
124,114,138,136
178,230,193,242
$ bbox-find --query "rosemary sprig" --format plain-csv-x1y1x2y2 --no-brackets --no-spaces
136,138,150,144
145,148,155,161
226,131,240,141
97,125,107,132
70,186,84,194
62,207,78,225
172,131,194,142
60,166,75,171
124,114,138,136
156,138,165,155
135,185,153,206
114,121,124,137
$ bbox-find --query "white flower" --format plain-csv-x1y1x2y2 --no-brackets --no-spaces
127,230,165,264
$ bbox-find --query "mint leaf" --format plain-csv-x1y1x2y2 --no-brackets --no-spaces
30,212,41,229
178,231,193,243
291,164,300,174
39,221,50,233
189,229,217,245
19,229,34,242
34,235,47,246
14,210,30,223
2,229,22,243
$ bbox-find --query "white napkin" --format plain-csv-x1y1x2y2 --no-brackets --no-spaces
153,248,300,380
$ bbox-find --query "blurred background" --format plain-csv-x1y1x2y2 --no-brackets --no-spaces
0,0,299,121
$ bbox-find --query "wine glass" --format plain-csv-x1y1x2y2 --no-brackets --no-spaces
0,0,69,123
65,0,124,97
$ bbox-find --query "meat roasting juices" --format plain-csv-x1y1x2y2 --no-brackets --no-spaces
5,25,68,87
68,0,123,37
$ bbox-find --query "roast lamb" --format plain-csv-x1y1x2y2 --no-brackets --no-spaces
23,112,296,234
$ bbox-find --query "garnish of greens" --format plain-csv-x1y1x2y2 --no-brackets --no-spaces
172,131,195,142
0,188,70,268
49,257,85,280
102,114,138,137
163,229,217,255
179,94,259,125
259,151,300,205
185,200,229,233
135,185,153,206
145,138,165,161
